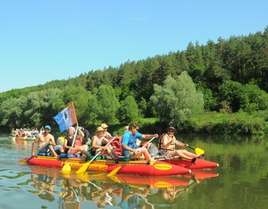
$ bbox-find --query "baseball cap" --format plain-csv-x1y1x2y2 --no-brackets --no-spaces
44,125,51,130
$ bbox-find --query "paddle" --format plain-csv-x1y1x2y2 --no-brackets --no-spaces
176,139,205,156
76,136,117,174
187,145,205,156
61,127,79,173
107,136,156,177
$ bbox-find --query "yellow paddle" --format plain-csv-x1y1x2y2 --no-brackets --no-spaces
76,136,117,174
177,140,205,156
107,136,156,177
61,158,72,173
188,146,205,156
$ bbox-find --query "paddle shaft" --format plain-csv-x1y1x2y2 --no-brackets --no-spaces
90,136,117,162
76,136,117,174
142,136,156,149
188,145,196,151
71,126,79,148
176,140,203,152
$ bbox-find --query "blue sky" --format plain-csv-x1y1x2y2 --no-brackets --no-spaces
0,0,267,92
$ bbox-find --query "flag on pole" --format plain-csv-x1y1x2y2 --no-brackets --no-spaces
53,102,78,132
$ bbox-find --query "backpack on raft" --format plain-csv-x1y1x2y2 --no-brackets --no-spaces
108,136,123,156
140,141,159,158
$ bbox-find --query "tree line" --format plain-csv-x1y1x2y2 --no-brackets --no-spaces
1,27,268,134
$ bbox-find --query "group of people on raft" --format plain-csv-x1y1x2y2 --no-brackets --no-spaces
31,122,203,163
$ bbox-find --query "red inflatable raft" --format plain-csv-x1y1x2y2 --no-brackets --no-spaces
19,156,191,176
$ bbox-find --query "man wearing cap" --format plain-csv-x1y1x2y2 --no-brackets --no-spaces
101,123,112,139
31,125,64,158
158,126,198,163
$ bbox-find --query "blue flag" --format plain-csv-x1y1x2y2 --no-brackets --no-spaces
53,102,78,132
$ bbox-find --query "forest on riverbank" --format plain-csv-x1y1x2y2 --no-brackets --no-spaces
1,27,268,136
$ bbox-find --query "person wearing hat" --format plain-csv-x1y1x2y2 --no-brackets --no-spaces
158,126,198,163
31,125,64,158
101,123,112,139
90,126,119,161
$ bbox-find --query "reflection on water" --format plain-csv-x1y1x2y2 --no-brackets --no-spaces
2,135,268,208
0,164,218,208
16,167,212,209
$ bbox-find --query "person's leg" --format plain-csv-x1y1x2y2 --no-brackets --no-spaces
38,142,50,153
68,147,81,154
174,150,193,160
48,145,58,158
174,150,197,163
140,147,151,161
180,150,198,158
106,147,117,159
108,145,119,158
54,145,64,154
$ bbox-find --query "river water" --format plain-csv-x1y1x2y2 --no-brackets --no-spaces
0,133,268,209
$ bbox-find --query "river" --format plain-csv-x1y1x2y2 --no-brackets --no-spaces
0,133,268,209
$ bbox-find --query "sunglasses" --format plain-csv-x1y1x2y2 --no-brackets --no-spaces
168,130,174,132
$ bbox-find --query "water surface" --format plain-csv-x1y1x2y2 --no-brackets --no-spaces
0,134,267,209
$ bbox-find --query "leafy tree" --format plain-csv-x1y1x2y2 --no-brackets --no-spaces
96,84,120,124
60,85,91,125
150,71,204,128
218,81,243,112
240,83,268,113
118,95,139,124
0,97,25,128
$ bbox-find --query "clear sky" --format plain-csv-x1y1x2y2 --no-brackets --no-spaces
0,0,267,93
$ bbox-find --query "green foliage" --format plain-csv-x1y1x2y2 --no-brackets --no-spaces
189,111,266,135
150,71,204,128
95,84,120,124
118,95,139,124
2,27,268,135
218,81,268,113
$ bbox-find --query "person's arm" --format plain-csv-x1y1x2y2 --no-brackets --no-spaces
78,127,85,138
174,138,188,147
49,135,56,146
31,137,39,156
142,133,158,139
64,138,71,150
122,144,136,153
161,134,177,149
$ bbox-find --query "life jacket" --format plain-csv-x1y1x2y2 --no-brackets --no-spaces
158,134,166,150
158,133,176,151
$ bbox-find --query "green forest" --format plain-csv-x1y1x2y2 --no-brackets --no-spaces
1,27,268,136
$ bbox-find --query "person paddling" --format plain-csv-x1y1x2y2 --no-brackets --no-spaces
121,122,158,163
158,126,199,163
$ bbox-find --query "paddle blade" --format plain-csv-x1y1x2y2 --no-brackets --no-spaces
195,148,205,156
61,162,71,173
76,161,91,174
109,175,121,183
107,165,122,177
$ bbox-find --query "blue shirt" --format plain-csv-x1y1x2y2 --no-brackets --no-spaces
122,131,143,156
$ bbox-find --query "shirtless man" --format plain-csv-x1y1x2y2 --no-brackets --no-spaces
31,125,63,158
